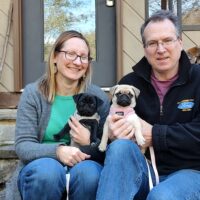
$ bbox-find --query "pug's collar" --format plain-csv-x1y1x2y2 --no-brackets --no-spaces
74,111,100,122
109,106,135,117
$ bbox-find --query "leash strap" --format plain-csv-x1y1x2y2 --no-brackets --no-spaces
149,146,159,185
146,158,153,190
146,146,159,190
66,173,70,200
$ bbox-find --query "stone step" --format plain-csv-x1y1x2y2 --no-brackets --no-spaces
0,190,5,200
0,145,18,198
0,109,18,197
0,109,16,147
0,145,17,159
0,123,15,145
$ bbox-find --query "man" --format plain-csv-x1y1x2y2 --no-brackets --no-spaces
96,10,200,200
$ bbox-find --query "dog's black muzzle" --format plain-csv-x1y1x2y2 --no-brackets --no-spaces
116,93,132,107
78,105,95,116
77,95,97,116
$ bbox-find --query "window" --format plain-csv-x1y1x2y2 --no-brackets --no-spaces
182,0,200,30
146,0,200,31
44,0,96,61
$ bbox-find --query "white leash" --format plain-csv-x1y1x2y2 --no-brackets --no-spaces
146,158,154,190
149,146,159,185
146,146,159,190
66,173,70,200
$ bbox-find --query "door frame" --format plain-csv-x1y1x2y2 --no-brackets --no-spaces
13,0,122,91
13,0,22,91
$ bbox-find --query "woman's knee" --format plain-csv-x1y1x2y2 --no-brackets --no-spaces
19,158,66,187
70,160,102,190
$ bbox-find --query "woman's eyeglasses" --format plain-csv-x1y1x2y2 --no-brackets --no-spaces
58,51,92,64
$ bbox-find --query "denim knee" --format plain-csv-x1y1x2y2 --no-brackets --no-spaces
147,170,200,200
18,158,66,193
147,186,174,200
70,160,102,194
18,158,66,200
106,139,141,161
28,158,65,184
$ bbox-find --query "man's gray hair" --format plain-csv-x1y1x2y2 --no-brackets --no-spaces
140,10,181,46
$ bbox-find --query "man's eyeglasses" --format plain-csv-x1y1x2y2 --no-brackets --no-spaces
145,38,179,50
58,51,92,64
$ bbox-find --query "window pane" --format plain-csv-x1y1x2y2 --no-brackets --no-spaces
148,0,161,17
148,0,200,26
148,0,178,16
182,0,200,25
44,0,96,61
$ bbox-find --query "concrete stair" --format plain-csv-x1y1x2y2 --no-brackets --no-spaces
0,109,18,199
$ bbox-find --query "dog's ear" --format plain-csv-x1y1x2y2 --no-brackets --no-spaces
73,93,83,103
197,47,200,64
186,46,200,64
131,86,140,98
95,96,104,107
109,85,118,96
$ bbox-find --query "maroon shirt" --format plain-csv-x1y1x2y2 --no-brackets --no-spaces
151,72,178,105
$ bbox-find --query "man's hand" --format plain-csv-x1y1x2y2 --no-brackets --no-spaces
108,114,135,141
139,118,153,148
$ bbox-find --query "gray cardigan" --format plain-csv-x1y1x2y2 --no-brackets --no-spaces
5,81,110,200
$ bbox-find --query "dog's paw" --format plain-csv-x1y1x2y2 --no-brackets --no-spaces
98,143,107,152
136,135,145,146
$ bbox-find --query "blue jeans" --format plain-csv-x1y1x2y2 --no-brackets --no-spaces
147,170,200,200
96,139,200,200
18,158,102,200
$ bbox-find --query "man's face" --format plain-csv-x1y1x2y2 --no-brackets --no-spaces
143,19,183,80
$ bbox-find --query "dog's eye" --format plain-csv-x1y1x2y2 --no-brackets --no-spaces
128,92,133,98
79,102,84,106
116,92,121,97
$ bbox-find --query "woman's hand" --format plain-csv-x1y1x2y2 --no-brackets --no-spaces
56,145,91,167
108,114,134,141
68,116,90,145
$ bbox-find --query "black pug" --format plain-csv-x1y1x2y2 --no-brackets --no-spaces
54,93,105,163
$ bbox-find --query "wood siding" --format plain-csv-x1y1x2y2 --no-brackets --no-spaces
122,0,145,76
0,0,14,92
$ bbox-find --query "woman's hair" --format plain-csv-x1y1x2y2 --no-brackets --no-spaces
39,30,92,102
140,10,181,46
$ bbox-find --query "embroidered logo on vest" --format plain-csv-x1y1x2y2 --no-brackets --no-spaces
177,99,194,111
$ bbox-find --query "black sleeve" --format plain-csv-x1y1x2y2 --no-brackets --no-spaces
79,142,105,164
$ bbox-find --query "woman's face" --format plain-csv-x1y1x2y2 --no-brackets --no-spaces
54,37,90,83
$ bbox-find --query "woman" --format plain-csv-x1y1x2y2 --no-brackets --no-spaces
6,30,109,200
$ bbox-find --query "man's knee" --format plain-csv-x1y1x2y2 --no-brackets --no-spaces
147,187,173,200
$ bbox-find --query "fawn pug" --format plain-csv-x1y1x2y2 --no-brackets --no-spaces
98,84,159,189
99,84,145,152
